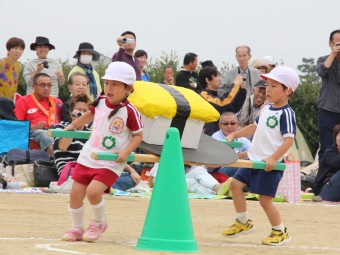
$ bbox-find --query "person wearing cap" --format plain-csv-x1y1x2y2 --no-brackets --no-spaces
24,36,64,97
62,61,143,243
263,56,277,71
68,42,102,101
223,66,300,246
0,37,25,100
238,79,267,128
112,31,141,80
218,45,262,97
199,66,246,136
316,29,340,164
251,58,270,74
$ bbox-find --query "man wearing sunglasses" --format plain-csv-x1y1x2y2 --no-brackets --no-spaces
14,73,62,157
212,112,250,177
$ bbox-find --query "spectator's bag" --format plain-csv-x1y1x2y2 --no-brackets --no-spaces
33,160,59,187
5,149,50,186
276,154,301,203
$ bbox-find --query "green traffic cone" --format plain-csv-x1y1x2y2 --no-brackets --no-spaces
136,128,198,252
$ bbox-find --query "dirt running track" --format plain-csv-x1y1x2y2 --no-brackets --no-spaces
0,193,339,255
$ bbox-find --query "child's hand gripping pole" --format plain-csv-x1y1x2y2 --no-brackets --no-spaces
221,139,243,148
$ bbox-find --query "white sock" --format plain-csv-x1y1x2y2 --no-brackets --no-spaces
68,204,84,229
92,199,106,223
272,223,285,232
236,212,249,224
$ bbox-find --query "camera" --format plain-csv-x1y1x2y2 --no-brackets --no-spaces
122,38,134,43
72,111,83,118
42,61,49,69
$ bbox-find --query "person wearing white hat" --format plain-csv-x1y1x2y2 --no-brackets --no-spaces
263,56,277,71
62,61,143,243
222,66,299,246
316,29,340,165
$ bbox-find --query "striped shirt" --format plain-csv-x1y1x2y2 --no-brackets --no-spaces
53,121,90,175
247,104,296,162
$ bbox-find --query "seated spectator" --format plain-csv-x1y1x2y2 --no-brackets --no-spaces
24,36,64,97
149,163,230,195
134,50,150,81
112,164,141,191
238,79,267,128
54,94,91,175
176,52,200,93
199,66,246,136
68,42,102,101
161,66,175,85
212,112,251,177
14,73,63,157
251,58,270,74
313,124,340,201
0,37,25,100
61,72,89,122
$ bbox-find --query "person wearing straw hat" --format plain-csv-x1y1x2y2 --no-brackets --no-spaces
24,36,64,97
68,42,102,101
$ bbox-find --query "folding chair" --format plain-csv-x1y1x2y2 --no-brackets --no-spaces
0,119,30,166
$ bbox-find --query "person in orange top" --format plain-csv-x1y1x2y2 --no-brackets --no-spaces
14,73,63,157
0,37,25,100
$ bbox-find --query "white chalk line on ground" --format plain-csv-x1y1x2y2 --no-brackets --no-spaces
0,237,101,255
200,242,340,252
2,237,340,253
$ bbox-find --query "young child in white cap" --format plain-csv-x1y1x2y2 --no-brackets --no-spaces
223,66,300,246
62,61,143,242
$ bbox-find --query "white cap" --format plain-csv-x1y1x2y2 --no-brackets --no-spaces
101,61,136,85
260,66,300,92
263,56,276,66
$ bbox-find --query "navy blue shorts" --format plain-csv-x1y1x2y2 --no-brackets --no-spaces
233,168,283,197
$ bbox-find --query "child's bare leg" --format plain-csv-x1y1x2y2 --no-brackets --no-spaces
86,180,108,205
259,195,281,226
230,178,247,212
70,181,87,208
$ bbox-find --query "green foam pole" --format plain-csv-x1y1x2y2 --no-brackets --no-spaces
48,129,91,139
92,152,136,162
221,140,243,148
136,128,198,252
252,161,286,171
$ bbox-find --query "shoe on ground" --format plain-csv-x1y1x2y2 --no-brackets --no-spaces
82,220,107,242
222,219,255,238
62,227,84,241
262,227,291,246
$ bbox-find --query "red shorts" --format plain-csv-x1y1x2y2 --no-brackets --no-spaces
72,163,119,193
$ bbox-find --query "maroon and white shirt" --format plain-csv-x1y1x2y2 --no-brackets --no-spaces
77,97,143,175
